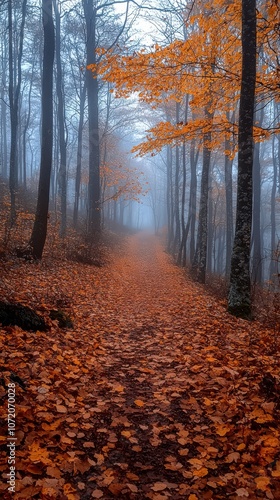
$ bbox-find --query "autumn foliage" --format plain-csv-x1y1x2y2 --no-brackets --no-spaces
97,0,279,155
1,232,280,499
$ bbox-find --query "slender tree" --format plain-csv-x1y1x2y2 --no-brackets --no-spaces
228,0,256,318
29,0,55,259
191,106,213,283
54,0,67,237
73,81,86,228
8,0,27,225
83,0,101,238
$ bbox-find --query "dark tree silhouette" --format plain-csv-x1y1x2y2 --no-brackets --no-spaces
8,0,27,225
228,0,256,318
29,0,55,259
83,0,101,239
54,0,67,237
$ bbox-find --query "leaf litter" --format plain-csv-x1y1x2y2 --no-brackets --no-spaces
0,233,280,499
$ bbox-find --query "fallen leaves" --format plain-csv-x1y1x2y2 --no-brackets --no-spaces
215,423,232,436
134,399,145,407
255,476,271,491
151,482,168,491
235,488,249,497
0,233,280,499
192,467,208,477
56,404,68,413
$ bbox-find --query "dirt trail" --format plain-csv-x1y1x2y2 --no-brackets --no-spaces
70,232,279,499
1,232,279,500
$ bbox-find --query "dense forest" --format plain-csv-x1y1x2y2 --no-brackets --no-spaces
0,0,280,498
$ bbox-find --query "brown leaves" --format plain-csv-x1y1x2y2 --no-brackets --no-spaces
255,476,271,491
151,482,168,491
1,233,280,499
134,399,145,407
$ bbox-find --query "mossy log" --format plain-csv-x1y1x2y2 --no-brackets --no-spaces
0,302,48,331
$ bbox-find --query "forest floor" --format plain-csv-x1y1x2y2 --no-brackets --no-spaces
0,231,280,500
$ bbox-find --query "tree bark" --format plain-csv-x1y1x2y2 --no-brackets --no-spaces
225,131,234,277
167,146,174,252
73,82,86,228
192,108,213,283
29,0,55,259
54,0,67,237
270,133,277,282
251,138,262,284
83,0,101,239
228,0,256,319
172,102,181,256
1,40,8,179
8,0,27,225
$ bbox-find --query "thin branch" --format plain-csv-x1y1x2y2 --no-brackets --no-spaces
98,0,130,59
0,97,10,108
96,0,179,13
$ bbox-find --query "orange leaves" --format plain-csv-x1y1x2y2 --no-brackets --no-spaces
226,452,240,463
188,458,208,478
271,461,280,478
56,404,68,414
255,476,271,491
100,159,146,205
113,383,125,393
215,423,232,436
134,399,145,407
151,482,168,491
96,0,278,163
192,467,208,478
121,430,132,438
91,490,104,498
249,408,274,424
1,233,280,499
28,441,52,466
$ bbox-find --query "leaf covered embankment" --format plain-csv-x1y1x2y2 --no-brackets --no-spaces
0,233,280,499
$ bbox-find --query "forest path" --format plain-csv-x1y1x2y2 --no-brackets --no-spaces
1,232,280,500
70,232,279,499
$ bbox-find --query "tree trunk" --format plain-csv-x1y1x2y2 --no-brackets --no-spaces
83,0,101,239
228,0,256,319
192,108,212,283
251,139,262,284
270,133,277,282
8,0,27,225
1,40,8,179
225,132,234,277
207,183,213,274
167,146,174,252
29,0,55,259
22,61,34,191
189,138,198,265
73,82,86,228
177,141,186,266
172,102,181,256
54,0,67,237
177,96,189,266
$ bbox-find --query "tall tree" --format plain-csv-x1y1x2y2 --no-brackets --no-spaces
29,0,55,259
73,81,86,228
0,27,8,180
227,0,256,318
83,0,130,238
83,0,101,238
191,106,213,283
8,0,27,225
54,0,67,237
